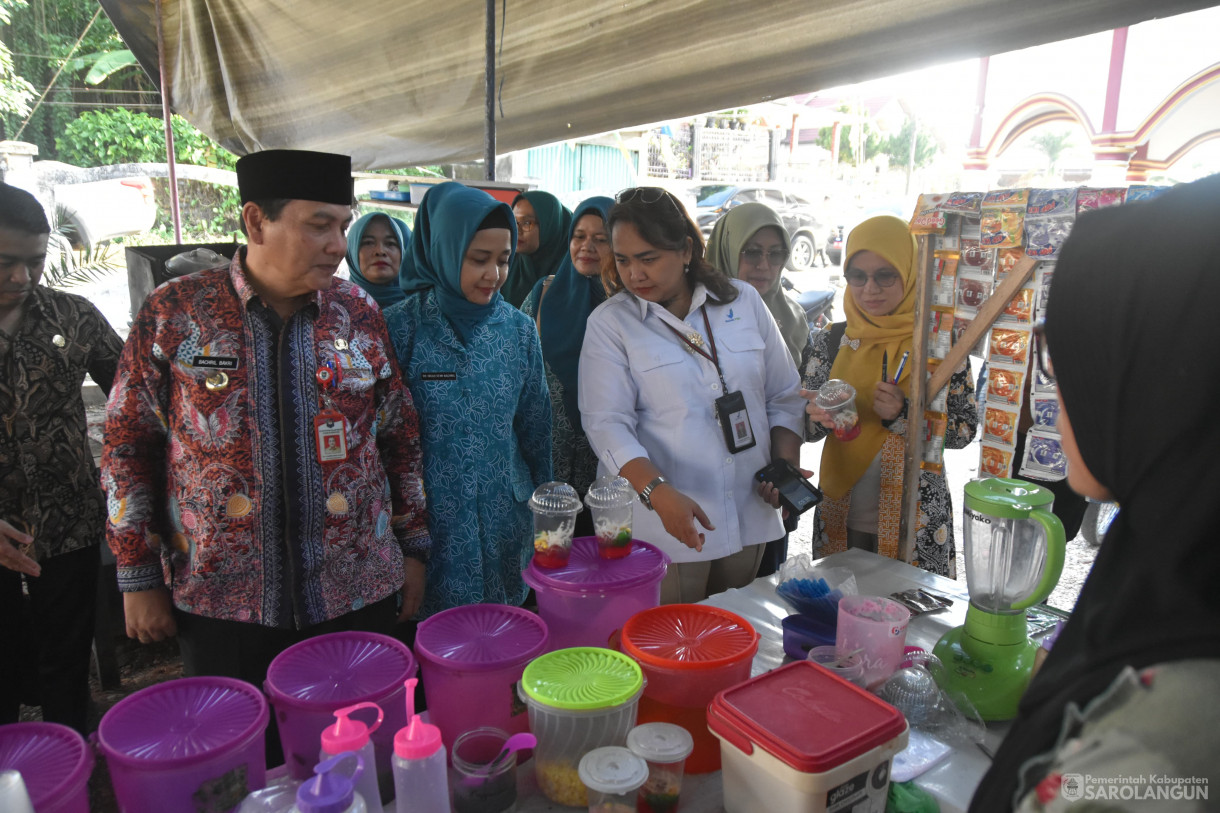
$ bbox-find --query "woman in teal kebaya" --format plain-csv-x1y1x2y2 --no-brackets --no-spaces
383,183,553,618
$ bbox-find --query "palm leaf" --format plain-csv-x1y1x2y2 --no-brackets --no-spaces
42,206,123,289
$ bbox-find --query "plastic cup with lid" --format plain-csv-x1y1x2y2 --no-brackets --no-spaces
530,481,582,568
814,379,861,442
577,745,649,813
626,723,694,813
806,644,867,687
584,475,635,560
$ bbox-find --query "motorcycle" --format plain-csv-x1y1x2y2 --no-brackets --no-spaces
780,276,835,330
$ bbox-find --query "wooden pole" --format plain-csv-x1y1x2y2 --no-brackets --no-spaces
154,0,182,244
899,236,935,562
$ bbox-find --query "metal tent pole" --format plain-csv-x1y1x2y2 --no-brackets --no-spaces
155,0,182,243
484,0,496,181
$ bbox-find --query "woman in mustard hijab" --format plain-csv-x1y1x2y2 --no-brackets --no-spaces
799,215,976,576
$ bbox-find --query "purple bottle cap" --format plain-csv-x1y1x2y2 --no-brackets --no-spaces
525,537,669,593
295,752,363,813
415,604,548,672
265,631,416,707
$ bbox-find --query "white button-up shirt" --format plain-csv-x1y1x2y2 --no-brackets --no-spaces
579,280,805,564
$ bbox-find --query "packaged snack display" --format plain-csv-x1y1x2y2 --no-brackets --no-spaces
910,193,950,233
998,285,1036,326
980,208,1024,249
982,189,1030,208
928,310,954,359
995,247,1025,281
1018,429,1068,481
1030,395,1060,431
953,316,989,358
931,253,959,307
1026,188,1077,218
940,191,984,214
1035,264,1055,320
983,405,1019,446
1025,218,1073,259
1126,185,1169,203
1076,187,1126,213
920,412,948,474
985,366,1025,407
980,444,1014,478
956,272,992,315
989,327,1031,367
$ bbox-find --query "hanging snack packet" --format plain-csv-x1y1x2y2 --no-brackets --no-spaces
1025,217,1073,259
953,316,989,358
910,193,949,234
1035,263,1055,321
983,189,1030,208
1026,188,1077,218
931,252,959,307
1031,394,1061,431
981,443,1015,478
1077,187,1126,213
984,405,1020,446
986,365,1026,407
956,271,993,316
928,309,954,359
997,284,1036,327
920,411,948,474
941,191,984,214
1018,429,1068,481
1126,185,1169,203
989,327,1031,367
981,208,1024,249
995,247,1025,282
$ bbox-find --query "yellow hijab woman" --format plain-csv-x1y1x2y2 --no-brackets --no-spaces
820,215,917,501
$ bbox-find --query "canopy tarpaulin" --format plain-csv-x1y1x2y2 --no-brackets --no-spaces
101,0,1218,169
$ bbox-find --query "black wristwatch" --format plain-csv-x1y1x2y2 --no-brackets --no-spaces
639,476,668,510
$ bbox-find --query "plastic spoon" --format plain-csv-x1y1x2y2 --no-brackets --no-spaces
477,732,536,776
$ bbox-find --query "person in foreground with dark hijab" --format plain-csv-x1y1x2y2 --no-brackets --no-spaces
501,190,573,308
970,173,1220,812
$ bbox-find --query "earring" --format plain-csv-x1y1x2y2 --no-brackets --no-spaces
683,264,690,275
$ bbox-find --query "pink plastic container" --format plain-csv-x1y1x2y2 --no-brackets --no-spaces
0,722,92,813
523,537,669,652
414,604,548,749
96,677,268,813
264,631,416,788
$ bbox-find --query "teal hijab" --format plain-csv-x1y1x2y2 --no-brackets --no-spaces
399,182,518,343
345,212,409,307
538,196,613,432
502,190,572,308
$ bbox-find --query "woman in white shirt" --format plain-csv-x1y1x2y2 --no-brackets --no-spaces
579,187,807,603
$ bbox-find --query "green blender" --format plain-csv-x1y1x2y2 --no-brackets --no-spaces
933,478,1065,721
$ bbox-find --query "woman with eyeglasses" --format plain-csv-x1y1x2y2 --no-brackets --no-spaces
383,182,553,620
579,188,806,603
706,202,811,577
971,175,1220,812
521,197,614,528
500,190,573,309
799,215,976,576
345,212,409,308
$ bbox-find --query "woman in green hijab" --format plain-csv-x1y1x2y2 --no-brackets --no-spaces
707,202,812,576
501,190,573,308
706,202,812,369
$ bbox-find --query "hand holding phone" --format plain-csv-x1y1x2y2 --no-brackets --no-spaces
755,459,823,517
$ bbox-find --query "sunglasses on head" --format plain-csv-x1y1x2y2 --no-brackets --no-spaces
615,186,686,219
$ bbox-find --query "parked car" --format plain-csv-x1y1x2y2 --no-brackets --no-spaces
692,184,825,272
825,224,844,266
20,160,158,250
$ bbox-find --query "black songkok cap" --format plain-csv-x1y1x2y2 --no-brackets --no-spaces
236,149,353,206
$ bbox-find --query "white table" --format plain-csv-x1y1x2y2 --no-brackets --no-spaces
421,550,1060,813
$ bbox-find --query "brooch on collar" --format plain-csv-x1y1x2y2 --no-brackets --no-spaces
840,334,860,351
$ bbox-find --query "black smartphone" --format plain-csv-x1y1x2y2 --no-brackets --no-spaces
754,459,823,516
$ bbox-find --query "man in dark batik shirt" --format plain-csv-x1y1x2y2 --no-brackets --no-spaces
0,183,124,733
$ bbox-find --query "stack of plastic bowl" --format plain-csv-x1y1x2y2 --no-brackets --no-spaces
519,647,645,807
523,537,669,652
619,604,758,773
0,722,92,813
264,631,416,794
413,603,549,748
96,676,268,812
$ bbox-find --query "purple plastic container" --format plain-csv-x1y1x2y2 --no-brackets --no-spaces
522,537,669,652
264,631,416,788
96,676,268,813
414,604,549,749
0,722,91,813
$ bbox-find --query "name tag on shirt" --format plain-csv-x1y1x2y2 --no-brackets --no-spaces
420,372,457,381
193,355,239,370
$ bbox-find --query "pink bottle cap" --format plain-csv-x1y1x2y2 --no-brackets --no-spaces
393,678,442,759
320,701,383,755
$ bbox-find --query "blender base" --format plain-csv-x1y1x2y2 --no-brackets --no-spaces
932,626,1038,722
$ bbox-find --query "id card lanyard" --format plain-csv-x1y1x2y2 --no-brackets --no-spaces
314,355,347,463
663,307,757,453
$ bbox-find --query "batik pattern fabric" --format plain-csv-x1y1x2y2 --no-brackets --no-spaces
0,286,123,560
384,289,552,619
801,326,976,577
521,283,599,497
103,254,429,628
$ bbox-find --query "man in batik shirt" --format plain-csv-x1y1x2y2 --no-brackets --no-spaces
0,183,124,733
103,150,430,690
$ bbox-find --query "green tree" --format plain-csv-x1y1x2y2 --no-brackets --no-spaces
1030,130,1074,176
0,0,36,117
880,118,937,169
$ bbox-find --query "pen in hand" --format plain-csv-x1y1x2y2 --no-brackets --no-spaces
892,350,910,384
881,350,888,383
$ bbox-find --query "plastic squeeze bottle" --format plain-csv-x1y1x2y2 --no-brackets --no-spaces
320,701,384,808
392,678,449,813
291,753,367,813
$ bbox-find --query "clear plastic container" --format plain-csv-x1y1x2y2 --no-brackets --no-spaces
530,482,582,568
450,727,518,813
392,679,449,813
577,746,648,813
626,724,694,813
584,475,635,559
814,379,860,442
806,645,867,687
520,648,645,807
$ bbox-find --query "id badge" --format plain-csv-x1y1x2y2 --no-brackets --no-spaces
715,390,756,453
314,410,347,463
